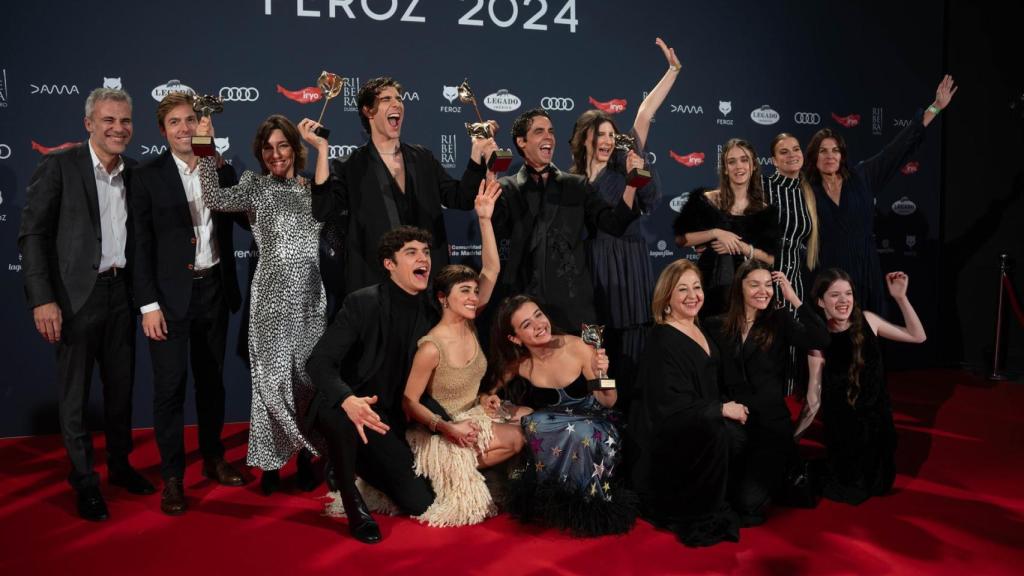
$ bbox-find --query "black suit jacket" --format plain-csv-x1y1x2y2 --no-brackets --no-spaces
311,142,479,296
130,151,241,320
18,143,137,315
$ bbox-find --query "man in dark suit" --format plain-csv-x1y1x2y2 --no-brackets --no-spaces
311,76,495,296
461,108,639,332
18,87,154,521
131,92,245,516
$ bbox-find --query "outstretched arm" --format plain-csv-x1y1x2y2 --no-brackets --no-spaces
475,177,502,307
298,118,331,185
922,74,958,128
864,272,926,343
633,37,682,148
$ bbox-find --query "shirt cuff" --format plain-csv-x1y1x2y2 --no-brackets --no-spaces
140,302,161,314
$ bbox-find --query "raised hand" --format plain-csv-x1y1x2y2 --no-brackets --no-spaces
656,37,680,70
886,271,910,300
934,74,958,110
297,118,328,150
475,178,502,220
625,150,645,175
196,116,214,138
771,270,801,307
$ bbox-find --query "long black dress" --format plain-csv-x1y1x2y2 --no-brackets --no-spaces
673,189,780,317
630,323,740,547
705,304,829,520
819,320,896,504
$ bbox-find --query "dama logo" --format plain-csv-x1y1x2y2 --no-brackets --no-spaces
30,84,79,95
670,104,704,115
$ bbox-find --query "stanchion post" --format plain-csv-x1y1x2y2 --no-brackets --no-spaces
989,253,1010,381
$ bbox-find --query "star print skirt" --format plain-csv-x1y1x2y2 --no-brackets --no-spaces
507,391,638,536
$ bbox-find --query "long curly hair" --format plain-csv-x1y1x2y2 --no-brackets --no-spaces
717,138,767,214
722,259,777,351
812,268,865,406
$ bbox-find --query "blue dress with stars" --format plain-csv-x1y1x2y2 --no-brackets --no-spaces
506,374,637,536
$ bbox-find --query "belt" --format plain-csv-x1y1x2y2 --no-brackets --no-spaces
193,265,218,280
97,267,123,279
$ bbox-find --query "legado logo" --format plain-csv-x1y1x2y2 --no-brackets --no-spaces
670,104,704,114
540,97,575,111
140,144,167,156
717,101,733,126
0,143,10,159
900,161,920,175
328,144,358,160
31,141,78,154
793,112,820,125
669,192,691,213
277,84,321,104
219,87,259,102
484,89,521,113
669,150,705,167
151,79,194,102
750,105,780,126
588,96,626,114
30,83,79,96
891,196,917,215
831,112,860,128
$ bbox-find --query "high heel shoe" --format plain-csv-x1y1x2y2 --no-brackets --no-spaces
340,486,381,544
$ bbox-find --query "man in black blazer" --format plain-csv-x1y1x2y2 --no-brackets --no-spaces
131,92,245,515
461,108,639,332
311,76,495,296
18,87,154,521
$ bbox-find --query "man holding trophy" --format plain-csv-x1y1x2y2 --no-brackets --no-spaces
310,76,506,297
131,92,247,515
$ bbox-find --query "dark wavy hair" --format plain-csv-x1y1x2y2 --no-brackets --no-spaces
717,138,767,214
252,114,307,175
356,76,403,133
812,268,865,406
485,294,565,399
568,109,621,177
376,225,432,268
722,259,777,351
804,128,852,185
511,108,551,157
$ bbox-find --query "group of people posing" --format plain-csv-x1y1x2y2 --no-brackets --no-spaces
18,38,955,547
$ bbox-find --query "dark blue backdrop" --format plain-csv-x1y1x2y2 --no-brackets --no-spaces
0,0,943,437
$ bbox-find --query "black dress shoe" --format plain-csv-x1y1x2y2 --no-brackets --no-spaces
295,450,320,492
201,458,246,487
77,487,109,522
340,487,381,544
260,469,281,496
160,478,187,516
109,465,156,495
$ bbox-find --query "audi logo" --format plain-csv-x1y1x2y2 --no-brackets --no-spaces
328,144,359,159
218,87,260,102
540,97,575,111
793,112,821,125
0,144,10,159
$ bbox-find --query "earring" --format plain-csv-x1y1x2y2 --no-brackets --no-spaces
663,305,672,316
442,299,449,309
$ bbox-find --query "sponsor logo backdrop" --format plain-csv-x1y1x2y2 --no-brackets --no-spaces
0,0,942,436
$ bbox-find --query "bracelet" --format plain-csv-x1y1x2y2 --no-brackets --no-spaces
747,243,755,261
429,413,441,432
927,104,941,115
670,64,682,72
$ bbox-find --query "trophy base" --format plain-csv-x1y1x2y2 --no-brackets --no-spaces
627,168,652,188
313,125,331,139
191,136,215,157
588,377,616,392
487,149,514,173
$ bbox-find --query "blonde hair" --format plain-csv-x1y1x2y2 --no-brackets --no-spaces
651,259,701,324
801,178,820,269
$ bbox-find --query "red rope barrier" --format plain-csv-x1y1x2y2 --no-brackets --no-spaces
1003,275,1024,329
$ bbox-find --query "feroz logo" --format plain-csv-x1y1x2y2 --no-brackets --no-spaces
442,86,458,103
793,112,820,125
440,133,457,170
891,196,917,215
588,96,626,114
401,91,420,102
900,161,920,175
30,84,79,95
151,79,194,102
670,104,704,114
831,112,861,128
219,87,259,102
140,144,167,156
103,77,122,90
540,97,575,111
277,84,322,104
905,235,916,249
0,69,8,108
0,143,10,159
31,141,78,154
215,138,230,154
717,101,733,126
872,107,883,135
484,89,521,113
669,192,691,213
750,105,780,126
328,145,358,160
669,150,705,167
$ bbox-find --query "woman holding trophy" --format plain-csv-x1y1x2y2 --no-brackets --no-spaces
196,111,335,495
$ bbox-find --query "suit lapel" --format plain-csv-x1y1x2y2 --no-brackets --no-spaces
366,144,401,228
74,144,101,238
159,152,193,228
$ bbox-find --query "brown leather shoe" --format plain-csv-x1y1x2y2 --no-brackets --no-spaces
160,478,187,516
202,458,246,486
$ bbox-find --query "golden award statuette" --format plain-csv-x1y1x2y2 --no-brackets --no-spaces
313,71,344,139
614,133,652,188
458,79,514,172
581,323,616,391
190,94,224,157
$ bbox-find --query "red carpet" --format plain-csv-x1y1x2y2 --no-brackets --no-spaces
1,369,1022,576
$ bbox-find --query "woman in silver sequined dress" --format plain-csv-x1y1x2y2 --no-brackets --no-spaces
197,114,331,494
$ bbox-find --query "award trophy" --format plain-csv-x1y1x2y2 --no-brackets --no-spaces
313,71,344,139
614,133,652,188
190,94,224,157
457,79,514,172
581,324,616,391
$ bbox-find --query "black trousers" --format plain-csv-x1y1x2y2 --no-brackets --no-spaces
315,405,433,516
149,273,228,480
56,274,135,490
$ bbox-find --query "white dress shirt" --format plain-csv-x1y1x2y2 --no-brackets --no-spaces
88,141,127,272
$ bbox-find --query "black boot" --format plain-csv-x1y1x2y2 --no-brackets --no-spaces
295,449,320,492
324,457,339,492
260,469,281,496
340,486,381,544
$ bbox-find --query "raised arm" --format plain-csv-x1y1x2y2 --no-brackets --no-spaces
922,74,958,128
475,178,502,307
633,37,681,148
298,117,331,185
864,272,926,343
196,117,254,213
